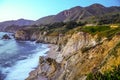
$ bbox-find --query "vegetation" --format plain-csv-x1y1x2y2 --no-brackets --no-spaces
109,41,120,57
98,27,120,39
65,21,86,29
81,26,110,35
87,13,120,25
87,36,120,75
18,14,120,40
86,65,120,80
80,25,120,40
97,13,120,25
39,21,86,36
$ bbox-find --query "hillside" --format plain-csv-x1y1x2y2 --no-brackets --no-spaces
0,19,34,32
14,22,120,80
1,3,120,80
0,2,120,80
0,3,119,32
34,3,120,25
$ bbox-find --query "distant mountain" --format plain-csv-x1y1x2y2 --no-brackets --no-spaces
34,15,55,25
0,3,120,32
34,3,120,25
0,19,34,31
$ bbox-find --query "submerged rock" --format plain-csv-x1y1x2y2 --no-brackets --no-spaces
2,34,11,39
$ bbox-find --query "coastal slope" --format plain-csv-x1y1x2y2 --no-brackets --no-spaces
14,24,120,80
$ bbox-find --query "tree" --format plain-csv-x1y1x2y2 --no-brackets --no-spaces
65,21,77,29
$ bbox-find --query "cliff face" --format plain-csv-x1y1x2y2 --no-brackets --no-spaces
15,29,62,44
18,28,120,80
15,29,72,47
57,34,120,80
15,29,30,40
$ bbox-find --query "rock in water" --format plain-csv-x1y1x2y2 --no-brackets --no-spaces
2,34,11,39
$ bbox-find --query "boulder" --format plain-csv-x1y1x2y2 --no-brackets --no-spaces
2,34,11,39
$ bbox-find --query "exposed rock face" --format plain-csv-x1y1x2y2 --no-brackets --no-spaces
15,28,120,80
1,34,11,39
26,57,61,80
15,29,30,40
61,32,96,57
14,29,69,45
55,35,120,80
26,31,120,80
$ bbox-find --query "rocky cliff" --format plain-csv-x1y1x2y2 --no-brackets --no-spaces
15,29,65,45
14,27,120,80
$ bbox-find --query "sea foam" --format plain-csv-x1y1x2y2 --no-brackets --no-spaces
4,46,49,80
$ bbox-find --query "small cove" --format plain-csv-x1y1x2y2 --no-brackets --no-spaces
0,32,49,80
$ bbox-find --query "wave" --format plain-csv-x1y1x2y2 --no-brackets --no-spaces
0,32,50,80
3,45,49,80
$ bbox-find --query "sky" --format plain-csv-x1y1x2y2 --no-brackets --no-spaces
0,0,120,22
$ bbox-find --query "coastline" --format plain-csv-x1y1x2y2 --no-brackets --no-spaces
46,44,59,59
26,44,59,80
0,32,51,80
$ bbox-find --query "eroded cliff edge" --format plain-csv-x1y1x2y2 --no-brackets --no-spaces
14,26,120,80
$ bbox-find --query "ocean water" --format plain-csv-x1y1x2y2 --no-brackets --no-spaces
0,32,49,80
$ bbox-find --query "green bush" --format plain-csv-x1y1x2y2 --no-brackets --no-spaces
65,21,78,29
81,26,110,35
81,25,120,40
86,65,120,80
97,27,120,39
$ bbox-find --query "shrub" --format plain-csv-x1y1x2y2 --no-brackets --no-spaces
65,21,78,29
86,65,120,80
81,26,110,35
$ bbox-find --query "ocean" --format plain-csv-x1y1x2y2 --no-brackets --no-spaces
0,32,49,80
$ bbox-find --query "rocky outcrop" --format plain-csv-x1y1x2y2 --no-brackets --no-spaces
26,57,61,80
14,29,70,46
15,29,30,40
15,27,120,80
55,35,120,80
26,31,120,80
24,32,120,80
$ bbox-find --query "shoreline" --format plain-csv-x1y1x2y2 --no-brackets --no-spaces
0,32,51,80
26,44,59,80
46,44,59,59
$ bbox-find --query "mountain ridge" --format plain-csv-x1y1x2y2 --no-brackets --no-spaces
0,3,120,31
34,3,120,25
0,19,34,31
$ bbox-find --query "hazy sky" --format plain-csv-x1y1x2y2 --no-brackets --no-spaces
0,0,120,22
